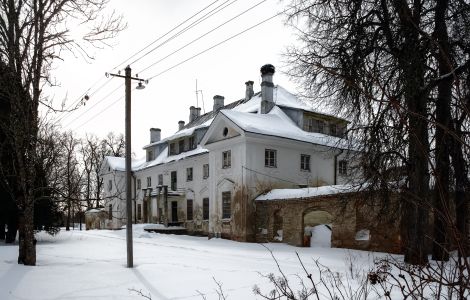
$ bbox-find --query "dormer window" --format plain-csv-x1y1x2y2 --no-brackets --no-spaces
178,139,185,153
189,136,196,150
146,150,153,162
169,143,177,155
330,124,337,136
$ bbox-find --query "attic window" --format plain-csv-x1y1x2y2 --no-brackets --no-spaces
223,127,228,137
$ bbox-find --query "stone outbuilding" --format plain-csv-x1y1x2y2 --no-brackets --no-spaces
85,208,110,230
254,186,402,254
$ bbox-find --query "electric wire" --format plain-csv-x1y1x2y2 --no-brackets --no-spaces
55,0,234,128
62,83,122,129
113,0,225,70
70,95,125,132
146,8,285,81
55,77,114,125
67,2,287,130
128,0,238,68
137,0,267,75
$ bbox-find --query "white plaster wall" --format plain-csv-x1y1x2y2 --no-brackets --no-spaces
244,135,339,191
132,152,209,223
206,136,245,234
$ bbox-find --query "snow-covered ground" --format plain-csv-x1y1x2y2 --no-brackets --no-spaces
0,225,383,299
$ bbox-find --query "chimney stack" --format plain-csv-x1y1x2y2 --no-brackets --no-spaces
260,64,275,114
150,128,161,143
245,81,254,101
213,95,225,112
196,107,201,118
189,106,197,123
178,120,185,131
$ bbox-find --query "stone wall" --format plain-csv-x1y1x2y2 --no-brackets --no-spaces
255,192,403,254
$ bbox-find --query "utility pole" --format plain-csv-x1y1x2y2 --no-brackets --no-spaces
107,66,146,268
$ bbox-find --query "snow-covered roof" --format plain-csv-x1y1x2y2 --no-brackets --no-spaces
142,120,212,149
142,85,347,150
135,145,208,171
103,156,146,172
221,106,350,149
255,184,356,201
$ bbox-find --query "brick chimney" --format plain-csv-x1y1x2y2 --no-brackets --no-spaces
213,95,224,111
150,128,161,143
260,64,275,114
196,107,201,118
189,106,197,123
178,120,185,131
245,81,254,101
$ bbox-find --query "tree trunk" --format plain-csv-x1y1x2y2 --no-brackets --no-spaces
397,2,430,265
432,0,452,262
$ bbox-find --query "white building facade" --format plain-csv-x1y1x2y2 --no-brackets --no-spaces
100,64,357,241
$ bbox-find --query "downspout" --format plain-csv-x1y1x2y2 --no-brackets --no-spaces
334,149,344,185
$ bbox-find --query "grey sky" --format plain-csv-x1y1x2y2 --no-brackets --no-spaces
48,0,298,157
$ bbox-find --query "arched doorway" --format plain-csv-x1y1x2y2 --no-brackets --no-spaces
303,210,333,247
272,209,283,241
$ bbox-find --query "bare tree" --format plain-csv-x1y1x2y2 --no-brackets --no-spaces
0,0,124,265
283,0,470,265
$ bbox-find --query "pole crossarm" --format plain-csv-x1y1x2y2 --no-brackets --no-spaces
106,72,149,84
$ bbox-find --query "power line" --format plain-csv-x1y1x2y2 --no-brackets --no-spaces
66,2,290,130
138,0,267,75
112,0,225,71
62,83,122,129
55,77,114,125
146,8,285,81
70,95,125,132
56,0,234,129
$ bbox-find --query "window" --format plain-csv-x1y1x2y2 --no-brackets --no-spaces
189,136,196,150
203,198,209,220
186,167,193,181
303,118,314,132
304,118,326,133
171,171,177,191
317,120,325,133
222,192,231,219
147,176,151,187
339,160,348,175
137,204,142,220
337,125,346,137
187,199,193,221
330,124,337,136
265,149,277,168
169,143,177,155
301,154,311,171
146,150,153,161
108,180,112,191
203,164,209,179
108,204,113,220
222,150,231,168
179,139,185,153
158,174,163,186
137,179,141,189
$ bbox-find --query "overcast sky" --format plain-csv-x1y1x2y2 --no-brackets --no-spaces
47,0,299,157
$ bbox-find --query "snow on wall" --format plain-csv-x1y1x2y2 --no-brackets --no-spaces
255,184,355,201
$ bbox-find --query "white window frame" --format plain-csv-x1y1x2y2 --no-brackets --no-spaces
222,150,231,168
265,149,277,168
300,154,311,172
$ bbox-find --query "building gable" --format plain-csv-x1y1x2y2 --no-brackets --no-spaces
200,113,244,146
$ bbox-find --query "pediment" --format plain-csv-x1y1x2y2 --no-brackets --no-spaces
200,113,243,146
